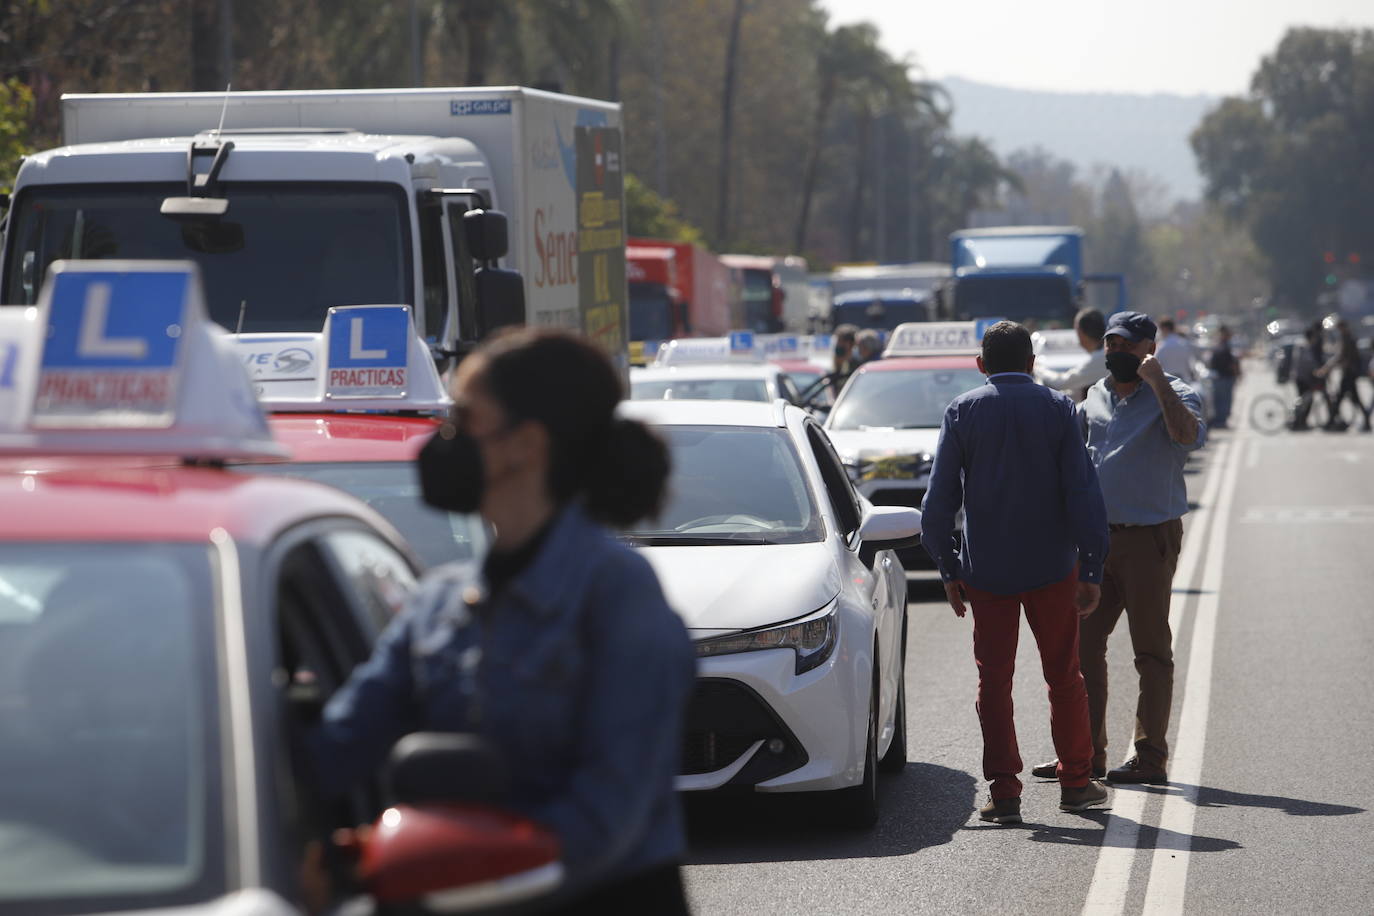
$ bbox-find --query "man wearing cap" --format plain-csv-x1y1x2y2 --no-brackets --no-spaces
1035,311,1205,785
923,321,1111,824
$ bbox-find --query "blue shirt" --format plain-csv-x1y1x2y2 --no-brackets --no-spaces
1079,374,1206,525
921,373,1109,594
310,504,696,894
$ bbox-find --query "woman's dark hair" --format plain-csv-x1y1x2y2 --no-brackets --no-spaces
475,328,669,527
980,320,1033,374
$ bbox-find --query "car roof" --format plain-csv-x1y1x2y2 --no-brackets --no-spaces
859,355,980,372
632,364,779,381
0,466,384,544
619,399,791,428
262,414,439,463
770,359,825,372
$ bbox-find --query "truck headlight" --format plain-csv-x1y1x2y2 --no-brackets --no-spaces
694,601,839,675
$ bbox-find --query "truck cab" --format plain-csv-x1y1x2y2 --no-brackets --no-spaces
2,87,628,369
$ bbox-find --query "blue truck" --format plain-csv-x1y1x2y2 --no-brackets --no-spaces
940,226,1125,328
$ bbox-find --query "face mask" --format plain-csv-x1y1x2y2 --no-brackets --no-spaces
1105,350,1142,383
417,424,485,513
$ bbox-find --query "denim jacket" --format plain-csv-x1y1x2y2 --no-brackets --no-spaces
310,504,696,892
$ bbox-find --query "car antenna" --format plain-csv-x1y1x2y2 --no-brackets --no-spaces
213,83,232,140
235,300,247,336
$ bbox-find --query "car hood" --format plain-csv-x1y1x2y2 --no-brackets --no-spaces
638,541,840,633
827,427,940,462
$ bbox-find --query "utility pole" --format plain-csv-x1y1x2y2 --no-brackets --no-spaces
715,0,747,245
649,0,669,198
219,0,234,88
410,0,423,85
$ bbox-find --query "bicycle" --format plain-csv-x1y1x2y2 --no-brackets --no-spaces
1248,388,1360,434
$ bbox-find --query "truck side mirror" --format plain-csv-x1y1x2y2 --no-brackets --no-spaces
475,267,526,338
464,209,509,262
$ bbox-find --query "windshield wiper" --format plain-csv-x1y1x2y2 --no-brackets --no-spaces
621,535,777,547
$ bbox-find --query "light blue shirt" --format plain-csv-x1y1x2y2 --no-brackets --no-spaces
1079,374,1206,525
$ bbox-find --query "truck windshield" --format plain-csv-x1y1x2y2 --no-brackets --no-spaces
950,275,1077,330
831,298,930,332
629,282,676,341
4,183,411,333
0,542,224,912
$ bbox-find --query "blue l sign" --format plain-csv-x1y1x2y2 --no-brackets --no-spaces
325,306,411,399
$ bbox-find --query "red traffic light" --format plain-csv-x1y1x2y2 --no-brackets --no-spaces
1323,252,1337,264
1349,253,1362,265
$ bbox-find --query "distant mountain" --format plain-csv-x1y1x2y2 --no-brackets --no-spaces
941,76,1220,203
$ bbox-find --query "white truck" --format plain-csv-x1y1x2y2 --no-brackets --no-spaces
0,87,629,372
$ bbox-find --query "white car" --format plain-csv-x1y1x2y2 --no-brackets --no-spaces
618,399,920,827
629,362,804,405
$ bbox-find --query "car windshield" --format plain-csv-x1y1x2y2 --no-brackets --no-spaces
631,377,770,402
4,182,411,333
626,426,822,544
950,274,1077,329
831,299,930,332
829,367,987,430
0,543,223,911
236,461,486,568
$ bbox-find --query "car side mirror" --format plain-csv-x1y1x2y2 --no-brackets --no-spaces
474,267,526,339
464,209,510,262
387,732,508,805
860,505,921,550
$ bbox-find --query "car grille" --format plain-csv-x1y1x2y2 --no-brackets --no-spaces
869,487,926,509
681,679,807,784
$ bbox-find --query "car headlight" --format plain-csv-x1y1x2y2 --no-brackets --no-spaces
694,601,839,675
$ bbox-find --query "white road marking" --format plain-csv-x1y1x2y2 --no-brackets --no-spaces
1240,505,1374,524
1246,438,1261,470
1080,441,1231,916
1140,417,1247,913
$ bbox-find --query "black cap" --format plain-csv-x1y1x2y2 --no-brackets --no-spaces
1103,311,1157,343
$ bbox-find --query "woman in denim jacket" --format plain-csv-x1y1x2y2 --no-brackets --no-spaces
312,329,696,913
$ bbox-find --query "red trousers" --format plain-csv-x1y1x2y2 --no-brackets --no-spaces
965,570,1095,800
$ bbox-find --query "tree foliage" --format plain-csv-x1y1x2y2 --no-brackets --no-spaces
1192,27,1374,309
0,0,1012,266
624,172,704,243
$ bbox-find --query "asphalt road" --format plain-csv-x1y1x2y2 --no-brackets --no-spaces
682,364,1374,915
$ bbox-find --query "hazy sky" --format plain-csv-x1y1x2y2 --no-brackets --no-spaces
818,0,1374,96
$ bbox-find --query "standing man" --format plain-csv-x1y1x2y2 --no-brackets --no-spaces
853,329,883,367
1207,326,1241,429
1035,311,1205,785
1154,318,1196,383
923,321,1111,824
1035,307,1108,402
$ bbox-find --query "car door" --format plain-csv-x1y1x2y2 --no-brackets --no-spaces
262,522,418,909
802,422,901,737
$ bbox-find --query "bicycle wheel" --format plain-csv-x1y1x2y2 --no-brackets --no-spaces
1248,392,1290,435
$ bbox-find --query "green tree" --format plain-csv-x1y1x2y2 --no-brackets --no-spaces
1192,27,1374,310
624,172,704,242
0,77,34,191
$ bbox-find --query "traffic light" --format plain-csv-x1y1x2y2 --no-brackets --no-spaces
1323,252,1337,264
1325,273,1339,286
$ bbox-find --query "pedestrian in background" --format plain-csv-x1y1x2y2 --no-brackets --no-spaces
1319,319,1370,432
853,328,883,367
922,320,1111,824
1154,317,1196,383
1207,325,1241,429
1035,311,1205,785
310,328,696,914
831,323,860,394
1034,307,1108,402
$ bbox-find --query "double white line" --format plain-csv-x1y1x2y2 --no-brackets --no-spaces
1081,424,1248,915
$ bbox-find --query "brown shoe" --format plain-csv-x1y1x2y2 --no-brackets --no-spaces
1060,779,1110,812
1031,759,1106,780
978,795,1022,825
1106,757,1168,784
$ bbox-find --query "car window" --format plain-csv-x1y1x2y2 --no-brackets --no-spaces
778,373,802,405
631,377,770,402
318,529,418,632
237,461,487,569
829,367,986,430
626,425,822,544
806,425,863,538
0,543,224,911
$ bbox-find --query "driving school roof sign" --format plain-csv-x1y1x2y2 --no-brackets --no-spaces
325,306,409,399
883,320,1003,358
34,267,190,427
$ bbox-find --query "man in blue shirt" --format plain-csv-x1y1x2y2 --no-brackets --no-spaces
1033,311,1205,786
922,321,1111,824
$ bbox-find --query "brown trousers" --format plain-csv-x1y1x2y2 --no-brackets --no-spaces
1078,518,1183,770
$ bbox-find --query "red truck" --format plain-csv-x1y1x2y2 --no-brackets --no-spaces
629,238,732,342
